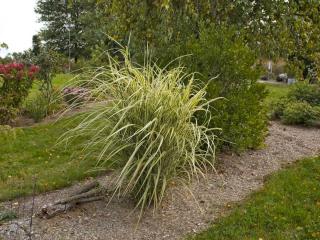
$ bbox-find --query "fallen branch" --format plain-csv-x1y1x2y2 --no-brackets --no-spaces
54,188,104,205
37,181,108,219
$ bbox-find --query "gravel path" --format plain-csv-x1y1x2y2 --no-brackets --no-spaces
1,121,320,240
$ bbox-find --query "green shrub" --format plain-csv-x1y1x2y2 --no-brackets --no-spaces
89,25,268,152
287,83,320,106
0,63,39,124
282,101,319,125
271,82,320,126
183,25,268,151
24,89,64,122
24,93,48,122
209,83,268,150
313,106,320,118
63,49,217,212
270,97,291,119
0,106,18,125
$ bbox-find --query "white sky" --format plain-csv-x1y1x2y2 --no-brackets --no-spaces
0,0,42,57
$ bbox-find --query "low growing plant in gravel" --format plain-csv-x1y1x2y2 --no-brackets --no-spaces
0,209,17,223
63,49,218,211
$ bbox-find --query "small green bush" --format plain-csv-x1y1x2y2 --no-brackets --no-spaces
288,83,320,106
0,63,39,124
183,25,268,151
24,89,64,122
271,82,320,126
270,97,290,119
63,49,218,212
281,101,319,125
24,93,48,122
0,106,18,125
0,125,19,141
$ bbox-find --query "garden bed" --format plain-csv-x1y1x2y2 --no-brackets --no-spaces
1,121,319,239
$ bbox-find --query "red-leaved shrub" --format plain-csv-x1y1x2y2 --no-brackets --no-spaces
0,62,40,124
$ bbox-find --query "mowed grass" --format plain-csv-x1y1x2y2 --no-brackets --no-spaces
0,115,103,201
27,73,74,101
0,74,106,201
189,156,320,240
263,83,291,106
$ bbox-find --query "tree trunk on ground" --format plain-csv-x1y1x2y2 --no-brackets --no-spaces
37,181,108,219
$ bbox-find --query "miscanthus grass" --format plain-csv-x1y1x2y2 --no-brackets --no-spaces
62,49,219,212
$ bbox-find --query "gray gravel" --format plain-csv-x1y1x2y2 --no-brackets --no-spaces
1,121,320,240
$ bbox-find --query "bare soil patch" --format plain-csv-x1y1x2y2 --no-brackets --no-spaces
1,121,320,240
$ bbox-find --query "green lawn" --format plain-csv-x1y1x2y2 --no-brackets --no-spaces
190,156,320,240
263,83,291,106
52,73,75,88
0,73,114,201
27,73,74,101
0,114,104,201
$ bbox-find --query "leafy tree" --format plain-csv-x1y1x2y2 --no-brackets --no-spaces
32,35,42,56
85,1,319,72
36,0,320,74
283,1,320,82
35,0,96,62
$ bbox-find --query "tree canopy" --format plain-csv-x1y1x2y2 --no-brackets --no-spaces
34,0,320,79
35,0,96,62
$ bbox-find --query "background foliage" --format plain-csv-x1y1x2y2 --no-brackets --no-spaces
32,0,320,150
272,83,320,126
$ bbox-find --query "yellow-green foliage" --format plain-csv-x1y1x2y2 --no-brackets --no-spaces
0,125,20,142
63,49,218,212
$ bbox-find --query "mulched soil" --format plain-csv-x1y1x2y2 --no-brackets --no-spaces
1,121,320,240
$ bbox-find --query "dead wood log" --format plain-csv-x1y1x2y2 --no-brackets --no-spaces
71,180,100,195
54,188,105,205
38,203,74,219
37,181,108,219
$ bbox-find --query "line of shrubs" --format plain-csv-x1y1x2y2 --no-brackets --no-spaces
271,83,320,126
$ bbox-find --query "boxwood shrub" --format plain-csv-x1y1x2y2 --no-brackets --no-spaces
183,25,268,151
272,83,320,126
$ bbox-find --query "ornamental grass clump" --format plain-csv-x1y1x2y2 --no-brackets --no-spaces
63,49,218,211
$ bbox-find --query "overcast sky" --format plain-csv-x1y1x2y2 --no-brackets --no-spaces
0,0,42,57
